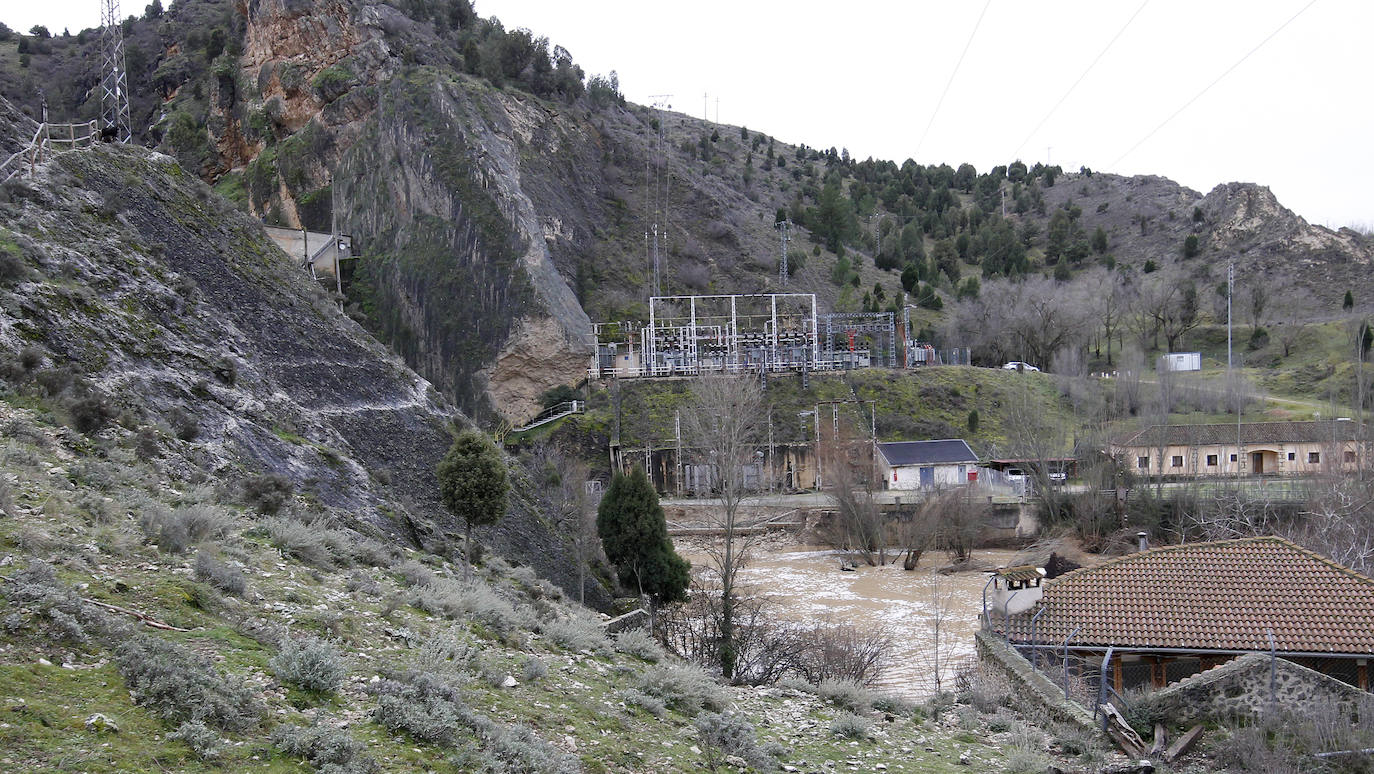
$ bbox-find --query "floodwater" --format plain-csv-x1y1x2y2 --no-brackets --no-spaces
728,546,1019,698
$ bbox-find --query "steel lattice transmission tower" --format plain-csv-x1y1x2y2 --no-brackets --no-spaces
99,0,131,141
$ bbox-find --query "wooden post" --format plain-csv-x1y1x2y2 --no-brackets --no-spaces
1359,659,1368,691
1113,654,1124,695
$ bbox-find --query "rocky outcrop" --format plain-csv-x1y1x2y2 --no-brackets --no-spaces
335,71,591,423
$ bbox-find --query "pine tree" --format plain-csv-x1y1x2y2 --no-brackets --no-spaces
1344,290,1355,312
437,429,509,576
596,469,689,607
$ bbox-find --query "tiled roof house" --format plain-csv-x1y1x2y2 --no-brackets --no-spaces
1110,420,1369,478
994,536,1374,691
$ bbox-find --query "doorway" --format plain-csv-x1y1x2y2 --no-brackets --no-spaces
1251,452,1264,475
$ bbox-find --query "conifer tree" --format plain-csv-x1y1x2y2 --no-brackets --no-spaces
596,468,689,609
437,428,508,576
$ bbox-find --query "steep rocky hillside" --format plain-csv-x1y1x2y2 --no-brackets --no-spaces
5,0,1369,425
0,128,606,607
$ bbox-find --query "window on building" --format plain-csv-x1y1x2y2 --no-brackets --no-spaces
1346,451,1358,464
1137,456,1149,469
1309,452,1321,463
1171,455,1183,467
1230,454,1237,462
1206,454,1218,466
1287,452,1296,461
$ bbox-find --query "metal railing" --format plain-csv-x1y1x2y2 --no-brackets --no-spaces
512,400,584,433
1,120,101,183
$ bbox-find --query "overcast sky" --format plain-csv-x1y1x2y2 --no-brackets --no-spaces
9,0,1371,228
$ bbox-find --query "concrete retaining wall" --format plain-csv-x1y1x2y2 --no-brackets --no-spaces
975,629,1096,731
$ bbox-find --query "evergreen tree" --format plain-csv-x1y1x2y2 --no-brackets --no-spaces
1091,226,1109,254
437,429,509,575
1344,290,1355,312
596,469,690,608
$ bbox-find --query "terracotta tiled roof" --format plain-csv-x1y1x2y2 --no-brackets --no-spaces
1112,420,1364,449
999,537,1374,654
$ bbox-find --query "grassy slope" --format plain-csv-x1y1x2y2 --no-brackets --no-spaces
0,400,1033,773
575,367,1075,456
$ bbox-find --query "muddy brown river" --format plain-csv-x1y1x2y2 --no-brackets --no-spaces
720,547,1019,697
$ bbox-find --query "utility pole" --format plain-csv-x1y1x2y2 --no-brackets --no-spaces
100,0,132,142
776,219,791,286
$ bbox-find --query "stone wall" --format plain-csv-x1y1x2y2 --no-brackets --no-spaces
975,629,1096,731
1139,653,1371,725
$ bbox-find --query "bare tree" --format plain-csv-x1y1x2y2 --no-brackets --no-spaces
1286,478,1374,575
896,497,941,571
1087,267,1131,366
1005,383,1070,519
935,489,986,563
921,574,956,694
1150,272,1204,352
532,447,601,605
1271,283,1317,357
821,420,887,567
681,374,765,681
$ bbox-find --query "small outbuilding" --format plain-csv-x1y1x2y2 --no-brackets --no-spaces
877,439,979,490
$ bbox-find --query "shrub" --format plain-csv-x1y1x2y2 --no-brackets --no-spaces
521,656,548,683
829,712,871,739
241,473,292,514
871,693,918,716
1002,744,1050,774
265,517,339,569
0,243,26,284
411,578,535,636
68,393,114,434
168,407,199,441
619,687,667,718
635,663,729,716
543,615,610,654
487,722,579,774
193,552,246,596
816,678,874,712
169,720,221,759
0,562,116,643
140,505,239,554
115,634,260,730
271,635,346,693
371,672,468,747
393,558,435,588
695,711,776,771
614,628,665,662
346,571,382,596
271,722,378,773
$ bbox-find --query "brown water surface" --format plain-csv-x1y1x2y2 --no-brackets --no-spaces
720,546,1019,697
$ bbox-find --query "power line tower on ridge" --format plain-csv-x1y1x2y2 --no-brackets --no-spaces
776,219,791,286
100,0,132,142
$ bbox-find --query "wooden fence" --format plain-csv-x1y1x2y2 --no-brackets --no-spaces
0,120,101,183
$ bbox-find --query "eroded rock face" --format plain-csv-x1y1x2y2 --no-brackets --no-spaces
335,72,591,423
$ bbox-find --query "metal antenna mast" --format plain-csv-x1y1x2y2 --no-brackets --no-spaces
100,0,132,142
776,219,792,285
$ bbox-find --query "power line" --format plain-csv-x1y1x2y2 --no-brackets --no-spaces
914,0,993,159
1011,0,1151,160
1109,0,1318,170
